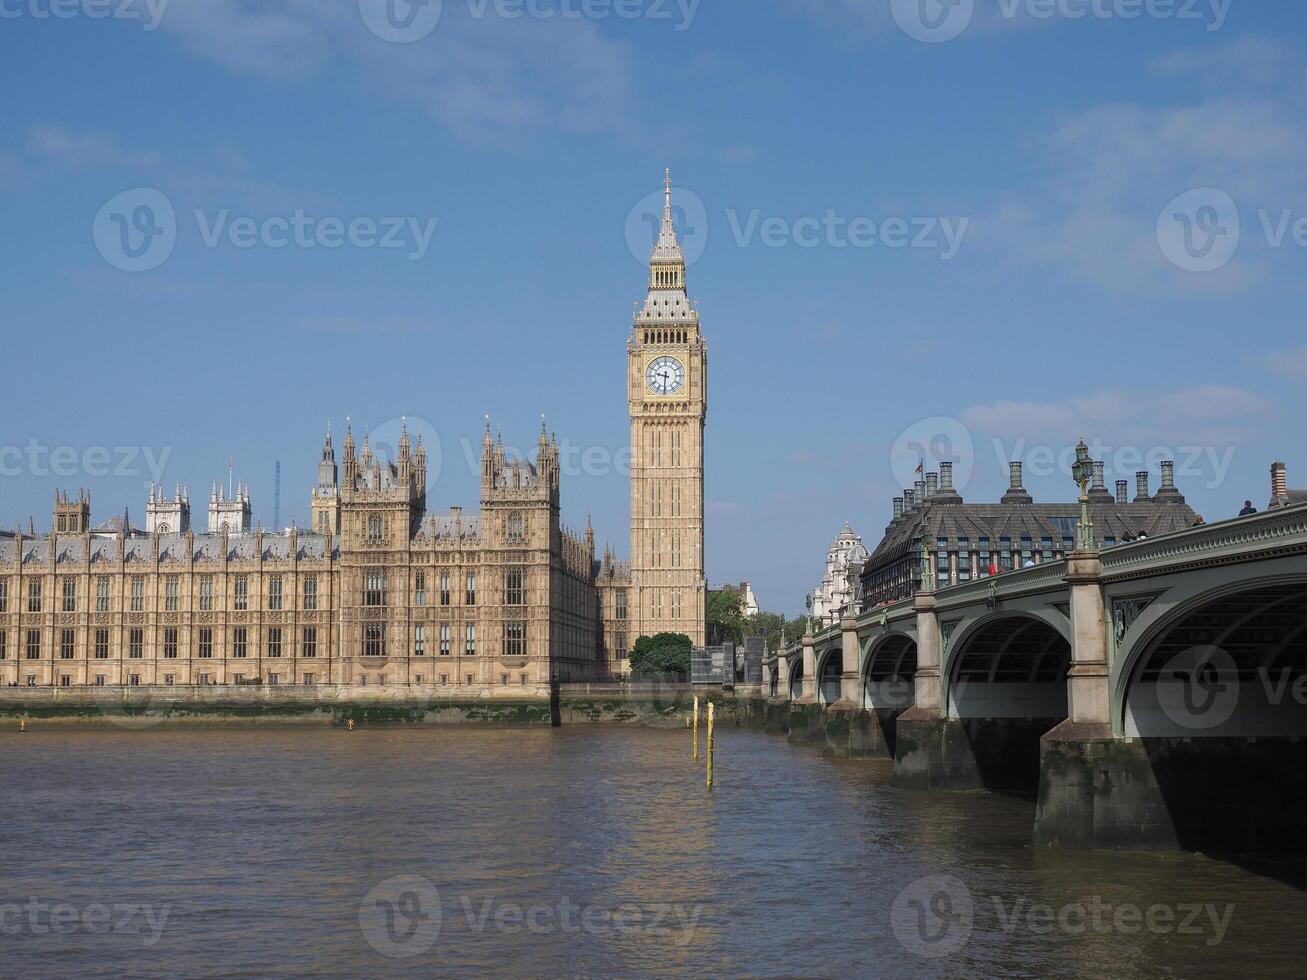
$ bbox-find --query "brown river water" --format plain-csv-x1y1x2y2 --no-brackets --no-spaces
1,725,1304,978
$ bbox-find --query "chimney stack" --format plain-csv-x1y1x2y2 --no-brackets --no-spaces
1116,480,1129,505
904,488,916,510
1089,461,1111,500
1001,460,1033,505
915,479,927,503
1161,461,1175,489
892,497,904,520
940,461,954,491
1271,461,1288,501
1135,471,1151,503
925,472,939,498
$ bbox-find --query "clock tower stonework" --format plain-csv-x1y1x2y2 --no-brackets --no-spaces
628,172,707,646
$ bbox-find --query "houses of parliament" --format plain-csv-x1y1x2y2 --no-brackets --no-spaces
0,176,707,690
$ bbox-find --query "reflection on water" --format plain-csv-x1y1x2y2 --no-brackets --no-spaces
1,726,1305,978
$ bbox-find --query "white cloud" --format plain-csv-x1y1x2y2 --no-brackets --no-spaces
157,0,634,140
974,93,1307,292
1149,34,1303,90
27,124,161,170
962,384,1274,450
1258,345,1307,383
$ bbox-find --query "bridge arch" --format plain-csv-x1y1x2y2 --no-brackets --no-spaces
940,611,1072,793
1113,573,1307,738
940,609,1072,717
788,659,804,702
816,646,843,705
1107,572,1307,851
863,632,917,712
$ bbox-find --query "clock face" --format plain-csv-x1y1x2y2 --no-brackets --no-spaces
646,356,685,396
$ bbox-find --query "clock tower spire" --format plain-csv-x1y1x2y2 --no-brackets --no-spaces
628,171,707,646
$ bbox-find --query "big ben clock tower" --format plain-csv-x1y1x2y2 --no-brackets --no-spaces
629,171,707,646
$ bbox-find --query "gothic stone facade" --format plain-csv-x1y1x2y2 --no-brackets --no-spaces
0,176,710,688
0,424,606,690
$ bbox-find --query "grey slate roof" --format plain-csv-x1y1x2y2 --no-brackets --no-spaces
0,531,338,566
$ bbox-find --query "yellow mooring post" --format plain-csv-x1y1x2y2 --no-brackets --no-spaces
19,720,26,733
346,719,355,732
693,695,699,760
706,701,715,789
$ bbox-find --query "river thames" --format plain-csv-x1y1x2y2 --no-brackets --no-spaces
1,725,1305,978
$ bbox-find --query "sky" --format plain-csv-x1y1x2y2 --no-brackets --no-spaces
2,0,1306,617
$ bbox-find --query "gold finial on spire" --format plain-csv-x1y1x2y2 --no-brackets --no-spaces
664,168,672,215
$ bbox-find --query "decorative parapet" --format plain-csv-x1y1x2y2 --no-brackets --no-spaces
933,560,1069,612
1101,502,1307,581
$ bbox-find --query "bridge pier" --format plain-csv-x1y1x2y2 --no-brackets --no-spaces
821,616,864,758
789,634,823,745
894,593,952,786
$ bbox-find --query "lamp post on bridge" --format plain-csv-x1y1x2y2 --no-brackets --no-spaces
1071,438,1096,552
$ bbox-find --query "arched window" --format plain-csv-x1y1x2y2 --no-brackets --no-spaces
507,512,524,540
367,514,383,542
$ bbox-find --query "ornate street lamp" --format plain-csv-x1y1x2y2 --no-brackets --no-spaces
920,530,934,593
804,592,813,635
1071,438,1096,552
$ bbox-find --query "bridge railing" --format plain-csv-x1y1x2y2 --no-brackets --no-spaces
1100,501,1307,580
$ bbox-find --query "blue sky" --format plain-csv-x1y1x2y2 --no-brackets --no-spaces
2,0,1306,616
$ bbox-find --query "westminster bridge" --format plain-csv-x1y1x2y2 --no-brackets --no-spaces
761,503,1307,851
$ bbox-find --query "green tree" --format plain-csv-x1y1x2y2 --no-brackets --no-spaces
746,611,785,651
629,632,693,677
706,589,745,646
783,616,810,645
